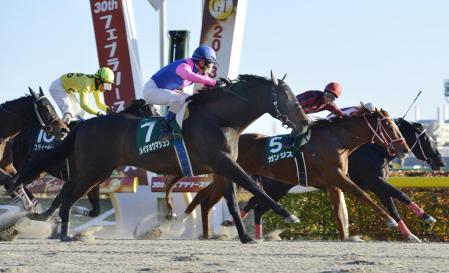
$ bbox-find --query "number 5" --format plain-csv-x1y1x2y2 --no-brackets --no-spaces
269,136,283,153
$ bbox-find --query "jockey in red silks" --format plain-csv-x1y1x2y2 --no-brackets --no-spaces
296,82,346,118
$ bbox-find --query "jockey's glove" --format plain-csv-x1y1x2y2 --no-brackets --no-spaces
62,113,73,124
216,77,232,87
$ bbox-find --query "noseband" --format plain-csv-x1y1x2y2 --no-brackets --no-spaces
363,114,405,156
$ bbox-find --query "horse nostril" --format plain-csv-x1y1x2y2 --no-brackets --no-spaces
61,128,70,134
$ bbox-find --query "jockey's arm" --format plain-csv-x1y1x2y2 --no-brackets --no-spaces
93,90,109,113
79,90,100,115
324,102,346,117
176,63,216,86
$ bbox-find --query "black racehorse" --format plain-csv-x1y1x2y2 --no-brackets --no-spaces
0,88,68,198
239,118,444,240
10,99,156,217
6,73,310,243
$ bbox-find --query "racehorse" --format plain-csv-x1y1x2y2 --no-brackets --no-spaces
165,105,410,241
5,73,310,243
10,99,157,218
231,118,444,242
0,88,68,187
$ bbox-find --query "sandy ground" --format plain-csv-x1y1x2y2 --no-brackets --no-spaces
0,239,448,273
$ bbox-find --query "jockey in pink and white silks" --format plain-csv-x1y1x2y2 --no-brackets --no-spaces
143,45,226,136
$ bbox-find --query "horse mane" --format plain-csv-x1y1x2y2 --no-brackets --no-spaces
310,105,387,129
0,95,32,108
120,99,146,114
186,74,271,104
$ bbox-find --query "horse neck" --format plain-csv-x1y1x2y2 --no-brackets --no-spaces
0,97,35,138
324,115,382,153
201,85,271,133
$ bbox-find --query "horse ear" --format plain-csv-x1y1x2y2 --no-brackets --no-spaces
281,73,287,81
39,86,45,97
270,70,279,86
29,87,39,99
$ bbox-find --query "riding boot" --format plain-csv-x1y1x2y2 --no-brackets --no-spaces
160,111,181,140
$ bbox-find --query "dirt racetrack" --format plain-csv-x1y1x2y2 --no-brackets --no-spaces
0,239,448,273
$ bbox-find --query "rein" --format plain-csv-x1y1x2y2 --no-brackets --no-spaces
363,114,405,156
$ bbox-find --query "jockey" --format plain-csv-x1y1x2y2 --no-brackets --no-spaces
49,67,115,123
296,82,346,118
143,45,227,136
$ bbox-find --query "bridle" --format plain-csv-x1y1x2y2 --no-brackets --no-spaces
270,83,301,132
407,127,433,164
363,114,405,156
32,96,61,133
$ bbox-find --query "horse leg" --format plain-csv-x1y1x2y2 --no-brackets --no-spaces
328,186,349,240
241,196,259,220
220,178,253,244
379,181,436,224
27,181,72,221
164,174,183,219
212,155,298,223
201,182,225,239
332,175,398,228
87,185,100,217
59,181,101,241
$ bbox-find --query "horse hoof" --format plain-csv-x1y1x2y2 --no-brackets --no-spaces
422,213,436,224
386,218,398,228
407,233,422,243
284,215,300,224
60,235,75,242
221,220,234,227
26,213,49,221
241,235,255,244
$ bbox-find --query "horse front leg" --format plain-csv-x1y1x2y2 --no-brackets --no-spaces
212,155,299,225
217,175,253,244
328,186,349,240
164,174,184,220
331,174,399,229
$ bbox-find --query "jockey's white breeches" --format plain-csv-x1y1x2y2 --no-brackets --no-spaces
142,79,190,113
49,78,86,119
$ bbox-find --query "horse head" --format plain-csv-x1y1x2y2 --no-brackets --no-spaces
360,103,409,157
269,71,309,136
395,118,445,170
29,87,69,140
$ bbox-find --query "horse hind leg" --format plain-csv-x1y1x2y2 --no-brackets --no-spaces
211,155,298,223
164,174,184,220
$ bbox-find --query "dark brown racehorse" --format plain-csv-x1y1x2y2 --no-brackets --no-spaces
9,99,156,218
6,73,309,243
165,105,409,240
0,88,68,188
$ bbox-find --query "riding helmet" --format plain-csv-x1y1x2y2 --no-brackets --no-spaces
324,82,342,98
192,45,217,63
95,67,115,84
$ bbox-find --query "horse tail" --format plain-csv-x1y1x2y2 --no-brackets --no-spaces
184,183,214,215
15,124,81,187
